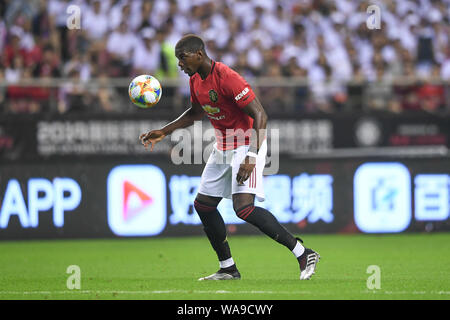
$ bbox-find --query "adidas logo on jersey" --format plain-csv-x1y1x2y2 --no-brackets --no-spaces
234,87,249,101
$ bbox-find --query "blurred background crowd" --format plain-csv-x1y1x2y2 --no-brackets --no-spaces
0,0,449,115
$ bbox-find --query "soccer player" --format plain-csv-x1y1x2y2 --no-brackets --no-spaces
140,34,320,280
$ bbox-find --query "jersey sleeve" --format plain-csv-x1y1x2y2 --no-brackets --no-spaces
220,67,256,108
189,77,200,105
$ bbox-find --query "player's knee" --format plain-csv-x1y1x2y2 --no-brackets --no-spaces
233,202,244,213
194,198,218,216
234,203,256,221
232,194,254,213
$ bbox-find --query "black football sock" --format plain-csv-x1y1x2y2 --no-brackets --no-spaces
194,199,233,263
219,265,238,273
236,204,298,251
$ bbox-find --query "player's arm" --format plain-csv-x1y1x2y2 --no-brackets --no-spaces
241,96,267,154
140,102,204,151
236,96,268,184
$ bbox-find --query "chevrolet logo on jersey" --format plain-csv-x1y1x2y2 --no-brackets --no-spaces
202,104,220,114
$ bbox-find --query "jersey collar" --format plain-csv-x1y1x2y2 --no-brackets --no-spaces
200,60,216,81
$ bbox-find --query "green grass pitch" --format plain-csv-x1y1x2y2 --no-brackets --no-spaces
0,233,449,300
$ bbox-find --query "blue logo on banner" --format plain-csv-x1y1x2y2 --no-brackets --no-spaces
354,162,412,233
371,178,398,211
414,174,449,221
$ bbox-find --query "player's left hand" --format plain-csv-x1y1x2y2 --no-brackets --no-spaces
236,156,256,185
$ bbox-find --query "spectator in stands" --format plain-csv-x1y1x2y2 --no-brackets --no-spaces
132,27,160,76
2,30,28,68
282,57,310,112
91,72,124,113
440,44,450,80
346,63,366,111
106,21,136,77
154,26,178,80
0,0,449,114
28,43,59,112
5,55,24,83
0,68,5,112
4,55,45,114
259,63,289,112
109,1,131,32
363,63,396,112
57,69,91,113
32,0,52,40
416,63,446,113
246,38,265,76
310,63,347,113
262,4,292,46
393,62,421,112
83,0,109,42
135,0,154,31
32,44,60,78
63,52,92,82
6,65,47,114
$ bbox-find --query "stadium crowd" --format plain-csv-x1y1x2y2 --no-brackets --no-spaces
0,0,449,114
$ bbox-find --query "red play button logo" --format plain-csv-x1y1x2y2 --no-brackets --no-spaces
107,165,166,236
122,180,153,221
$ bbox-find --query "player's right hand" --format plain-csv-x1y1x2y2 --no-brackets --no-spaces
139,130,166,151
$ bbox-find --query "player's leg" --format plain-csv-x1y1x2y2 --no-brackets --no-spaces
233,193,320,280
194,193,231,266
232,193,299,254
231,140,299,251
231,140,319,279
195,147,240,280
195,193,240,281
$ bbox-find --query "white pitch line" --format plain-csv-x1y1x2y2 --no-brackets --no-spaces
362,290,450,295
0,290,448,295
0,290,312,295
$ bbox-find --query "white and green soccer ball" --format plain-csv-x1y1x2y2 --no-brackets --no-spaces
128,75,162,108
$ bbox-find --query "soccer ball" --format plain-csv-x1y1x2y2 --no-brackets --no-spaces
128,75,162,108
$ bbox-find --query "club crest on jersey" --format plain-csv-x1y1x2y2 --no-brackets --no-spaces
209,89,218,103
202,104,220,114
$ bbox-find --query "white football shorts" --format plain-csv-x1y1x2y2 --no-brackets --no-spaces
198,139,267,202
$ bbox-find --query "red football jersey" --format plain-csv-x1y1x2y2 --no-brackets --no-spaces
190,61,256,150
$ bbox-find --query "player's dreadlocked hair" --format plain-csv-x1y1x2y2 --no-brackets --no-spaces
175,34,206,54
